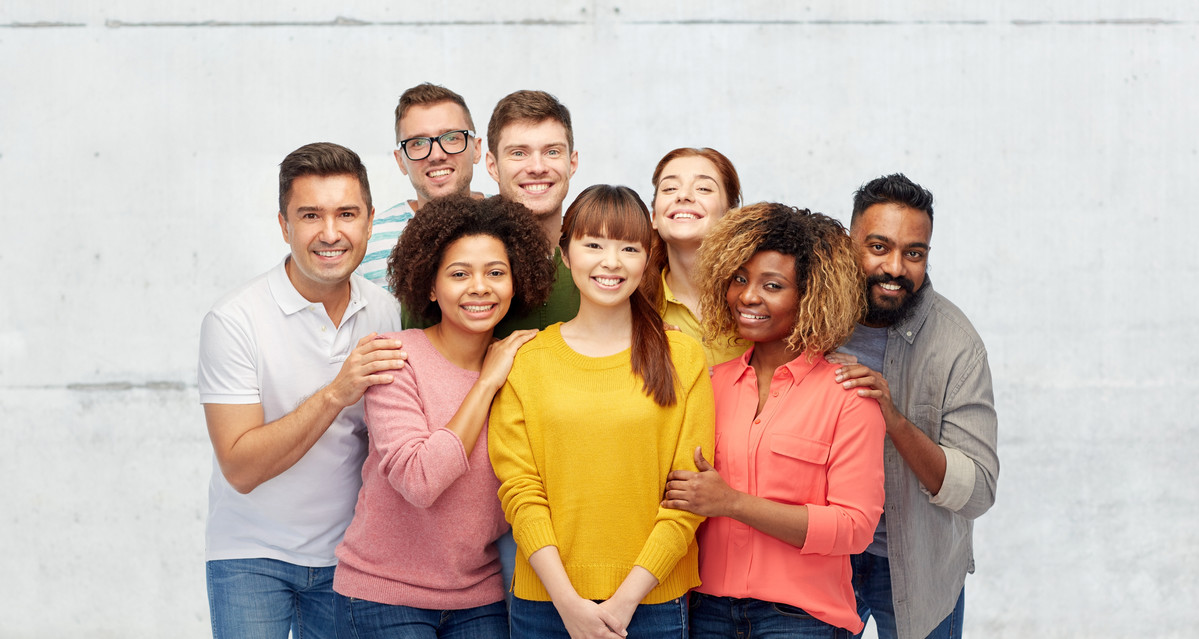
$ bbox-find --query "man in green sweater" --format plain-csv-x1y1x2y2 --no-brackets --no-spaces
484,89,581,337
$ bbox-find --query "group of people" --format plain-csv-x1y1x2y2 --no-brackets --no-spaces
198,84,1000,639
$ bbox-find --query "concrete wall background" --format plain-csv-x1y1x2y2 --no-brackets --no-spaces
2,2,1195,636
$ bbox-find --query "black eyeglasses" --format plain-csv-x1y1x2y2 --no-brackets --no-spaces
396,130,474,161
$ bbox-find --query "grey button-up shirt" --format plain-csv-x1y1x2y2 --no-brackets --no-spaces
870,278,1000,639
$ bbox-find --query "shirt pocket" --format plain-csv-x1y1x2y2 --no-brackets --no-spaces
759,433,831,504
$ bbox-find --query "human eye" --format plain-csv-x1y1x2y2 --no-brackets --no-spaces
731,273,747,284
487,267,508,277
621,244,642,253
509,149,526,158
546,148,561,157
868,243,887,253
906,250,926,261
765,281,783,290
442,131,465,144
407,138,430,151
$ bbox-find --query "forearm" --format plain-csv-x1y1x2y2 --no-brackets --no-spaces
726,491,810,549
206,389,344,493
528,545,581,605
441,377,503,455
887,414,948,495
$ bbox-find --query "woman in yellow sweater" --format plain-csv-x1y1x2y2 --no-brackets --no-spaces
489,184,715,639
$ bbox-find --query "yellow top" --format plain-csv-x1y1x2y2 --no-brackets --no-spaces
659,269,749,367
488,323,715,604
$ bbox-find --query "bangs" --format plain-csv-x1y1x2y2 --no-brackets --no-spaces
564,185,653,249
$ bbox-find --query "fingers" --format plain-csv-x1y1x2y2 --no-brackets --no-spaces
825,350,858,365
693,446,712,472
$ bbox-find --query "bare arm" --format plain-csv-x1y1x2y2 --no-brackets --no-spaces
835,364,947,494
440,330,537,454
205,334,406,493
527,546,626,639
663,447,811,548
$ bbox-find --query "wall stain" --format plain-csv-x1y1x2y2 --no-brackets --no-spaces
64,381,188,392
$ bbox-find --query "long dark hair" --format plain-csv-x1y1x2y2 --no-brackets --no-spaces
560,185,678,406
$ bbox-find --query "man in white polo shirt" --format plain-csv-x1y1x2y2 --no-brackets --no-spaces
198,142,405,638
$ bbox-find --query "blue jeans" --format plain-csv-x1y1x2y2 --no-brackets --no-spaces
206,558,336,639
496,530,516,600
689,591,850,638
509,595,687,638
333,594,507,638
850,553,964,639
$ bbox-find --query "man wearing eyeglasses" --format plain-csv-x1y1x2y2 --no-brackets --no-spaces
357,83,485,289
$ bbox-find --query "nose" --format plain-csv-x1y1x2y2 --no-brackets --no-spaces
528,152,547,174
881,251,905,278
676,186,694,202
427,139,448,162
738,284,761,305
468,272,489,294
600,246,621,269
319,216,340,244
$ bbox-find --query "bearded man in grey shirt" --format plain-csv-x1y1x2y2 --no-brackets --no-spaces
831,174,999,639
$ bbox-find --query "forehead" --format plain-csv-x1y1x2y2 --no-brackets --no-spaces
399,101,471,137
742,249,797,278
853,202,932,244
660,155,722,184
494,118,569,151
286,174,366,211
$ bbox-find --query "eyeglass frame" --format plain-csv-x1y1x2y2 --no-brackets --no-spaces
396,129,476,161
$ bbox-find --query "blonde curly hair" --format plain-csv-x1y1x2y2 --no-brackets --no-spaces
696,202,865,359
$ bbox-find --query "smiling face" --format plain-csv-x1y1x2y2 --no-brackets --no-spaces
725,250,800,349
563,233,648,310
851,202,932,327
430,234,514,335
278,174,373,301
652,155,732,247
396,101,481,206
485,118,578,220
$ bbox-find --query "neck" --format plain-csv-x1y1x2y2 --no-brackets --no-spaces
285,257,352,328
561,298,633,356
425,321,492,372
749,339,803,377
539,209,563,248
664,244,701,314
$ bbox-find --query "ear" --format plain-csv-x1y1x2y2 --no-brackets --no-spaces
278,211,290,243
485,151,500,183
394,149,409,176
366,207,375,241
470,136,483,165
567,149,579,179
429,289,437,302
559,244,570,269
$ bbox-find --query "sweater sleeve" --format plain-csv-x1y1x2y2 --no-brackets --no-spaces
363,357,470,510
488,376,558,558
634,341,716,581
801,392,886,556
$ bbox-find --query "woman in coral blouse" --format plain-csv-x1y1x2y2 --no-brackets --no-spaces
332,196,555,638
489,185,715,639
644,147,749,366
663,203,886,638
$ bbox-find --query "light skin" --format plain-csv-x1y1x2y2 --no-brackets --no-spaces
422,234,537,455
206,174,407,494
485,119,578,247
527,232,658,638
661,250,813,548
395,101,484,208
651,155,732,317
831,202,948,494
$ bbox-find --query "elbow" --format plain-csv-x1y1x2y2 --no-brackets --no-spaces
401,487,440,510
223,468,264,495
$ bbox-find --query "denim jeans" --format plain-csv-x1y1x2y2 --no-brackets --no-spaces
206,558,336,639
333,594,508,639
509,595,687,638
689,591,850,639
496,530,516,599
850,553,965,639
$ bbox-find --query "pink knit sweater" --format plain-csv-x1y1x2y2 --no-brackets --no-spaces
333,329,507,609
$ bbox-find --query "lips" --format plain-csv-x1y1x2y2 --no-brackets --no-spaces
314,249,347,258
592,276,624,289
668,210,703,221
522,182,551,194
461,303,497,313
866,274,914,294
427,168,452,178
738,309,768,321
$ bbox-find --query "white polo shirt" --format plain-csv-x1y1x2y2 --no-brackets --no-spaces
198,258,402,566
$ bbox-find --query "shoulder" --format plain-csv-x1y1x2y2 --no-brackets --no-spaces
920,289,988,357
207,269,272,316
667,331,706,374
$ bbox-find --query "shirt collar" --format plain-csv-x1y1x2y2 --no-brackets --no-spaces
267,255,369,320
661,269,683,305
727,345,822,382
891,276,936,344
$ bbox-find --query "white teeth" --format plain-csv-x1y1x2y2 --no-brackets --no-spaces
429,169,451,178
672,213,697,220
315,250,344,258
880,282,901,291
740,311,767,320
462,304,493,312
595,277,622,287
525,183,550,193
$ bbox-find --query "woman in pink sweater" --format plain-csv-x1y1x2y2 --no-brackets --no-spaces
333,196,555,638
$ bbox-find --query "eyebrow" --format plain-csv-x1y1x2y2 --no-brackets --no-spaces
295,205,361,213
660,174,718,183
444,260,510,270
865,233,929,250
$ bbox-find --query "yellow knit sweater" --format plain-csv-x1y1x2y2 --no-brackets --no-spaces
488,323,715,604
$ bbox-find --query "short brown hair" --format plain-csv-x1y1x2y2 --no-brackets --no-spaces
389,195,555,324
486,90,573,156
278,142,372,214
394,83,475,144
697,203,865,358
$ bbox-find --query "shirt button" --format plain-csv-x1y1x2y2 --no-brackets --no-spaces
906,331,913,337
772,391,778,397
754,419,761,424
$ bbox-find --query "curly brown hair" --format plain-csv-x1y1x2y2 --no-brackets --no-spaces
388,195,555,324
696,202,865,358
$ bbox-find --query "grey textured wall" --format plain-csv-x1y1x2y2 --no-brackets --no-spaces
2,2,1196,636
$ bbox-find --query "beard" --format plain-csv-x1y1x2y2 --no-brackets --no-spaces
863,273,923,326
